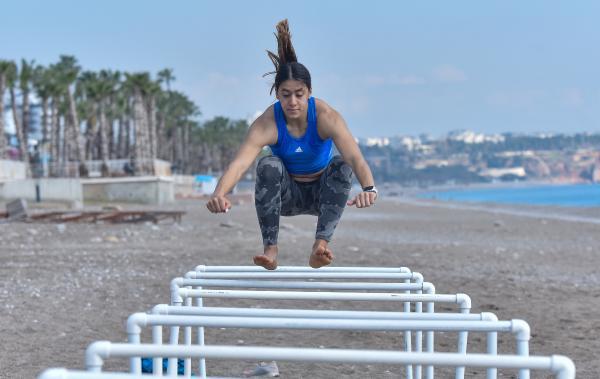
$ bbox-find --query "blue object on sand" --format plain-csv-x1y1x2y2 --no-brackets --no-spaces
141,357,193,376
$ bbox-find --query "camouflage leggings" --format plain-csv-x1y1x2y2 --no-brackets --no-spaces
254,155,353,246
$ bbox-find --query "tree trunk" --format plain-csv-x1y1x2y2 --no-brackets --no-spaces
107,117,115,160
183,122,190,173
9,86,30,176
124,117,131,159
84,105,98,160
21,86,30,149
50,99,61,176
201,142,212,173
0,75,6,159
132,88,147,175
39,96,50,177
106,97,115,159
117,115,125,159
98,99,110,176
172,125,182,173
41,97,49,143
156,112,165,160
147,95,157,161
67,87,87,177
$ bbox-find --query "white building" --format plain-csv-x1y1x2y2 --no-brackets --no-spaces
448,130,505,144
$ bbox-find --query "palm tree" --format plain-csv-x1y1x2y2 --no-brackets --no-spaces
124,72,153,175
55,55,87,176
46,63,65,176
0,60,15,159
159,91,199,173
96,70,120,175
7,62,31,176
102,70,121,160
32,65,53,144
157,68,175,91
113,88,129,159
19,59,35,148
156,69,176,161
32,64,57,177
145,80,161,162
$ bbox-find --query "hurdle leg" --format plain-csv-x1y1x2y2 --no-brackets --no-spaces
184,291,193,377
517,338,530,379
414,289,423,379
152,325,164,376
403,278,413,379
486,331,497,379
196,295,207,378
455,308,470,379
425,301,435,379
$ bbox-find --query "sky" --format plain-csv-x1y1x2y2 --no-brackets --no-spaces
1,0,600,138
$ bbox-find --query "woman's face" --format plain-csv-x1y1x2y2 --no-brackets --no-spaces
276,80,311,121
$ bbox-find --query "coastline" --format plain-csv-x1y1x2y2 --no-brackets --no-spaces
384,179,599,196
377,180,600,212
386,195,600,223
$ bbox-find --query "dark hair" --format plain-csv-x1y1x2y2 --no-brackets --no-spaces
264,19,312,95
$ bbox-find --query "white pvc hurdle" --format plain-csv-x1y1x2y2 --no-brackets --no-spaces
191,264,412,273
172,287,471,379
172,275,431,378
72,342,574,379
186,266,417,371
176,270,430,379
125,313,529,379
152,304,502,379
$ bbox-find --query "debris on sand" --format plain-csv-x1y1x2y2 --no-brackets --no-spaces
2,199,184,224
242,361,280,377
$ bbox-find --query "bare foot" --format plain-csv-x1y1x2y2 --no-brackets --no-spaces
253,245,278,270
309,239,334,268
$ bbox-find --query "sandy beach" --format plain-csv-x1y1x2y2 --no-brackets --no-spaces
1,196,598,378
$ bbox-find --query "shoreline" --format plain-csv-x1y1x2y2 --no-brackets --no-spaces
377,181,600,210
387,195,600,224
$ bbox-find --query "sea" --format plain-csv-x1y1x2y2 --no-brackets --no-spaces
418,183,600,207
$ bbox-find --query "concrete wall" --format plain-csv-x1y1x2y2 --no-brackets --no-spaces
82,176,175,205
0,178,83,203
172,175,196,197
172,175,219,196
153,160,172,177
0,160,26,180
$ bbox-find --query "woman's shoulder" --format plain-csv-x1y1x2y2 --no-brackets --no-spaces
252,104,277,128
314,98,342,125
249,104,278,145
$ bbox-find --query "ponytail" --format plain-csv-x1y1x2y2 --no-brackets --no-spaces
264,19,312,95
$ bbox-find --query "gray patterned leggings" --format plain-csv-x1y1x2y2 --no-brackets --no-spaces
254,155,353,246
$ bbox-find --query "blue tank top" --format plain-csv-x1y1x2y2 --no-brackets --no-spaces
269,97,333,175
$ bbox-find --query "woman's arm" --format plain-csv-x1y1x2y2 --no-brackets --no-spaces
206,112,277,213
316,100,377,208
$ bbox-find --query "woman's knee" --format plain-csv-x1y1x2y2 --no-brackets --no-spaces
326,156,353,184
256,155,284,183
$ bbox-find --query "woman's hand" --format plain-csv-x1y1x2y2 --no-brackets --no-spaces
206,194,232,213
346,191,377,208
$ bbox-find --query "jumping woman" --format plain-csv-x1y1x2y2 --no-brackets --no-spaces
206,19,377,269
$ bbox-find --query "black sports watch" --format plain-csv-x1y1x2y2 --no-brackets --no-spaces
362,186,378,195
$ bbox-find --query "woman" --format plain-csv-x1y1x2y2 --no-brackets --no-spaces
206,19,377,269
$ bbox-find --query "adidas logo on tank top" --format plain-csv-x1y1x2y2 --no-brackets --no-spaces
295,146,303,153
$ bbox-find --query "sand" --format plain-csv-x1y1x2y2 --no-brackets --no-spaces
0,197,598,378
